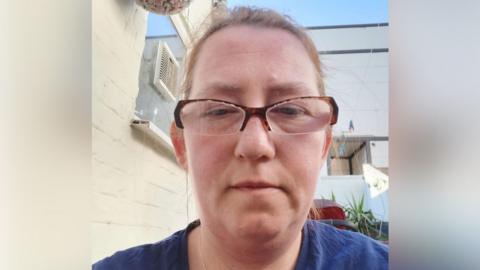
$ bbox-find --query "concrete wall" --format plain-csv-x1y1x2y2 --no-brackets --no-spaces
92,1,196,263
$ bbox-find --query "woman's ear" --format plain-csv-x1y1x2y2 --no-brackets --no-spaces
170,122,188,169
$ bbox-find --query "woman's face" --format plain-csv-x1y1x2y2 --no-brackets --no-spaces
173,26,331,241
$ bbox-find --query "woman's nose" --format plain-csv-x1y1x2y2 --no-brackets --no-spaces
234,116,276,161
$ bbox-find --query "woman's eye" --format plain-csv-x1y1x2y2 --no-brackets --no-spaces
271,106,306,116
204,107,237,117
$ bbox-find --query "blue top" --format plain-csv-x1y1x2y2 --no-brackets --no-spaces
93,219,388,270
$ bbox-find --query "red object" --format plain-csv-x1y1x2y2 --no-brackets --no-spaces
313,199,346,219
309,199,357,231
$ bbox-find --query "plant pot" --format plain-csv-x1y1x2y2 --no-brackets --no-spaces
135,0,192,15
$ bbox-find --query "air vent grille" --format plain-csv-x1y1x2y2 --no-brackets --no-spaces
153,42,179,101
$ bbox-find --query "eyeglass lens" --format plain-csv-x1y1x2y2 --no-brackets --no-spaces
180,98,332,135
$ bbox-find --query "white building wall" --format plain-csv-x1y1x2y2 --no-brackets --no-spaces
315,175,389,221
309,26,388,51
371,140,389,168
323,52,389,137
309,26,389,137
92,1,197,263
315,175,366,206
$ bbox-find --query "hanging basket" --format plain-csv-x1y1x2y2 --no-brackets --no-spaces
135,0,192,15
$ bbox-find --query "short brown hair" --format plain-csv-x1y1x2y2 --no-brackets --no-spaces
180,6,325,98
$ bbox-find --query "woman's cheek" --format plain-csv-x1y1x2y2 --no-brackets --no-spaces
186,135,234,183
288,134,326,188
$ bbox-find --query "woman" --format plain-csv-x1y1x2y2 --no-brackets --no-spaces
94,7,388,270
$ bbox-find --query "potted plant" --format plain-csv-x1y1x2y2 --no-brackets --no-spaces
344,194,388,242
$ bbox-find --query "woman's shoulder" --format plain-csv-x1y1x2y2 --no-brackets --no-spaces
92,221,198,270
301,219,388,269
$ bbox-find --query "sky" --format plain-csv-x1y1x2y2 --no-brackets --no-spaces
146,0,388,37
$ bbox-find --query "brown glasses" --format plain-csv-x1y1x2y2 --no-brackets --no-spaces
174,96,338,135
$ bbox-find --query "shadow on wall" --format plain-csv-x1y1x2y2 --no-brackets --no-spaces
117,0,135,8
130,126,178,162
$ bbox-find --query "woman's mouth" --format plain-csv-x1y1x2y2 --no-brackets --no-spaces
231,181,281,192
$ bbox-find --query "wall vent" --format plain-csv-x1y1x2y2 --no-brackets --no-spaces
153,41,179,101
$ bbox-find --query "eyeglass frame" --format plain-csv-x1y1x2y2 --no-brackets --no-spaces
173,96,339,133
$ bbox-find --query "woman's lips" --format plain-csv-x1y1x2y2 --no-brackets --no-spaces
231,181,281,192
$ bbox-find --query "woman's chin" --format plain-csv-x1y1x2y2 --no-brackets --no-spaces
232,213,287,241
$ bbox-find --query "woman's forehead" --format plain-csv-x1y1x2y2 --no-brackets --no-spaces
197,25,307,60
190,25,318,101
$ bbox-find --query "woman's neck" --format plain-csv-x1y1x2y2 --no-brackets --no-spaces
188,223,303,270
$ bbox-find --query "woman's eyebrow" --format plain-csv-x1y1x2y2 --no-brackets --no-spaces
197,82,243,98
267,82,314,97
195,82,314,99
